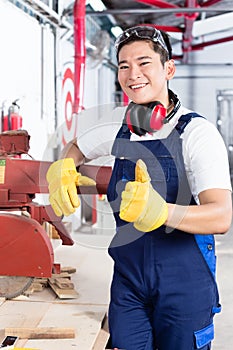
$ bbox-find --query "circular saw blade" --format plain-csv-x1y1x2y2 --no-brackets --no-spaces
0,276,34,299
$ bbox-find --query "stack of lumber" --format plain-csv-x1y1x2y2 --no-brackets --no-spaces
25,266,78,299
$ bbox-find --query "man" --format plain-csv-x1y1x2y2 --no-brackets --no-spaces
46,26,232,349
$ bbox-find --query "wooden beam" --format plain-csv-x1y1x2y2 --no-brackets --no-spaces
4,327,75,339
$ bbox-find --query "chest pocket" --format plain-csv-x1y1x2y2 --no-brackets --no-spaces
120,155,179,203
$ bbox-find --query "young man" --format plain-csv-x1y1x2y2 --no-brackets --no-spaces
46,26,232,349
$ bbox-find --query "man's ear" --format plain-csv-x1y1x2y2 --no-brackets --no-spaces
166,59,176,80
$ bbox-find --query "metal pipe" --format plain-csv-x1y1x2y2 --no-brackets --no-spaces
181,0,199,63
202,0,224,7
73,0,86,114
11,0,72,29
86,7,232,15
41,25,45,120
192,34,233,50
143,25,183,33
136,0,179,8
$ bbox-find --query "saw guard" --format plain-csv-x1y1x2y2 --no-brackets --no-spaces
0,213,54,278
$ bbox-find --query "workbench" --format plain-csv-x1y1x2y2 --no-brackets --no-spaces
0,233,114,350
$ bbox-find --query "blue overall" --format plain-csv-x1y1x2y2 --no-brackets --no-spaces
106,113,221,350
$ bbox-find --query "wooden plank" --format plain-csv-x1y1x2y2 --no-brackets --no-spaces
24,304,108,350
14,348,39,350
48,280,78,299
33,278,48,286
4,327,75,339
50,272,71,279
60,266,77,274
92,315,110,350
0,297,5,305
0,300,53,328
92,328,110,350
54,278,74,289
24,284,43,296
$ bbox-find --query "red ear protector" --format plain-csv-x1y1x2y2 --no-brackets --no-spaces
124,101,166,136
124,90,181,136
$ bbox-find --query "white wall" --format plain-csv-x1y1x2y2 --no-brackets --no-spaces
0,0,55,160
171,39,233,125
0,0,117,162
55,38,116,157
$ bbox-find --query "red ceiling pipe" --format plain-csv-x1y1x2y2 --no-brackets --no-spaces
136,0,179,8
142,24,184,33
73,0,86,114
200,0,223,6
192,35,233,51
181,0,199,63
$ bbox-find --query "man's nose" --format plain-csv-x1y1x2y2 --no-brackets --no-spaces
128,65,142,80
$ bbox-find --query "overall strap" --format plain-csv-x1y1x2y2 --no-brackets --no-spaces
111,124,130,157
175,112,205,135
176,114,217,281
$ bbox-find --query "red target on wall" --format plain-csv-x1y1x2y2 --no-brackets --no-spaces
61,65,78,146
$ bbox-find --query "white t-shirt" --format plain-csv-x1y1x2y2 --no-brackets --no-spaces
77,104,232,202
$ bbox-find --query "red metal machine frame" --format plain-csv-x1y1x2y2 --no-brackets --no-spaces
0,131,111,279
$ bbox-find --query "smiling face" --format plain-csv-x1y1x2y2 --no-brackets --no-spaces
117,40,176,106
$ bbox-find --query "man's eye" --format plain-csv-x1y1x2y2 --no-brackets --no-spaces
141,61,150,66
119,65,129,70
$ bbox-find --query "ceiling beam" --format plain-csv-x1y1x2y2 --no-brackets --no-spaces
86,7,233,15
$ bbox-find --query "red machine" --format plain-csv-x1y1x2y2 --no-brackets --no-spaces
0,130,111,298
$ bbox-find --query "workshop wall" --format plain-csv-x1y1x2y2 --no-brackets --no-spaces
0,0,54,160
0,0,116,163
171,38,233,125
1,0,233,177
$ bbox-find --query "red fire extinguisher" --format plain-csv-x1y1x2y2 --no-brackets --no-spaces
3,99,23,131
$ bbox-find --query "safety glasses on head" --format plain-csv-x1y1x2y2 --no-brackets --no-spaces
115,25,169,56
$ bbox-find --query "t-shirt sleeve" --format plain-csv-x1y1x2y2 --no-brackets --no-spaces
182,118,232,197
77,106,125,160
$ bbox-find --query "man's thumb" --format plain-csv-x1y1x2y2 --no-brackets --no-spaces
135,159,151,183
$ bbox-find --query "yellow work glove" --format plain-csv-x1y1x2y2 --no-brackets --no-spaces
46,158,96,217
119,159,168,232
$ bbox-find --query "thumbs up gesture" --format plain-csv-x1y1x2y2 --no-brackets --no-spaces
119,159,168,232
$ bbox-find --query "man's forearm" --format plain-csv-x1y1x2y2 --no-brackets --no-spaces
166,189,232,235
60,138,85,166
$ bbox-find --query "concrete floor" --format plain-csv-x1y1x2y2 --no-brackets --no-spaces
212,222,233,349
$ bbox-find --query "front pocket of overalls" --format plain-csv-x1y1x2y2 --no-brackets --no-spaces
148,157,178,201
121,157,178,203
194,323,214,349
122,160,136,181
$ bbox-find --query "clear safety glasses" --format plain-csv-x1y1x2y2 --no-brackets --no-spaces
115,25,169,55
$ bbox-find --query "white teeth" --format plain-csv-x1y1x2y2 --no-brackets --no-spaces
131,83,147,89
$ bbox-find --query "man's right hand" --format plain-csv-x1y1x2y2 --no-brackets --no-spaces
119,159,168,232
46,158,96,217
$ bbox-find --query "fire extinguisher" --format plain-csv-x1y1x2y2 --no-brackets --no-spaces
3,99,23,131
